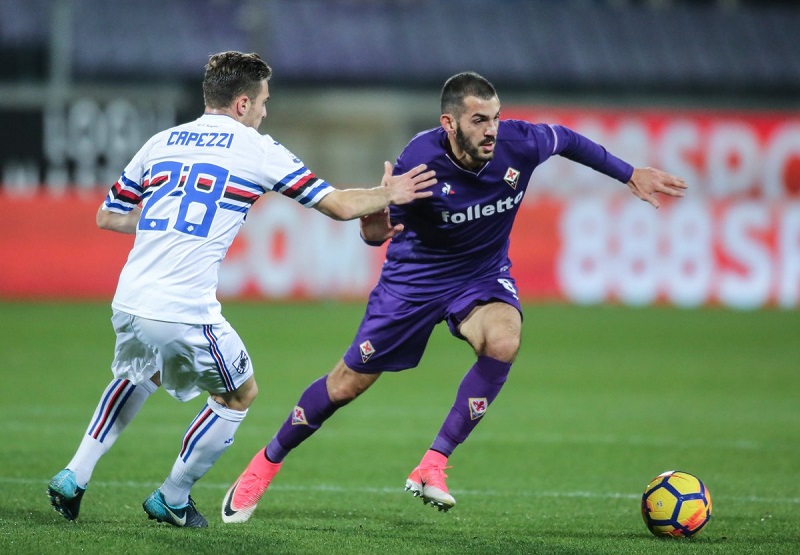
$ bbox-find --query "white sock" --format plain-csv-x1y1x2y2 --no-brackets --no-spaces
67,378,158,488
160,398,246,507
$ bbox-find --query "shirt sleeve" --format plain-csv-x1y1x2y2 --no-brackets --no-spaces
548,124,634,183
259,137,335,207
269,166,335,207
102,138,154,213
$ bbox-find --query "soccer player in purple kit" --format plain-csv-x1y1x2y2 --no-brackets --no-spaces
221,71,687,522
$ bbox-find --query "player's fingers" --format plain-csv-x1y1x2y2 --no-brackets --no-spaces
414,175,437,189
404,164,435,184
653,175,687,196
409,168,436,183
408,163,428,177
415,177,435,191
630,182,660,209
658,184,686,197
413,171,435,181
645,194,661,209
670,177,688,189
653,170,687,188
659,178,687,193
383,224,404,240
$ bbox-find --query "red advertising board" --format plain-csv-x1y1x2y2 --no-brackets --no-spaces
508,195,800,309
2,106,799,309
0,194,132,299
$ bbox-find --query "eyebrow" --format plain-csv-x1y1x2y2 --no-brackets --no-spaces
471,109,501,120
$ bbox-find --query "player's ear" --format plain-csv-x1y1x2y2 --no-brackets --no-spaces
440,113,455,135
234,95,249,117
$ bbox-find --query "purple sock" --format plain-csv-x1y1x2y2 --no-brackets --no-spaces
430,355,512,457
266,376,338,463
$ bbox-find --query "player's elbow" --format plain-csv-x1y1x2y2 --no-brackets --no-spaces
96,206,114,230
96,206,139,234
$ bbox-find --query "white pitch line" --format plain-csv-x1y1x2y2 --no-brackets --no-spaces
6,476,800,505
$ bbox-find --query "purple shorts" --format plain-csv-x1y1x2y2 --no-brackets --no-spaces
342,275,522,373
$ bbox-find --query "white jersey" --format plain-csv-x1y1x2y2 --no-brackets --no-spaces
103,113,334,324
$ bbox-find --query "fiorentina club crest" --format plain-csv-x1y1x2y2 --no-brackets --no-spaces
468,397,488,420
291,406,309,426
359,340,376,363
503,167,520,189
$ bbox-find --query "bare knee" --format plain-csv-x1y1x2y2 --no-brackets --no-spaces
326,360,379,405
482,334,520,363
213,376,258,411
460,302,522,363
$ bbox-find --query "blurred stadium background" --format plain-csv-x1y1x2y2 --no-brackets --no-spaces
1,0,800,309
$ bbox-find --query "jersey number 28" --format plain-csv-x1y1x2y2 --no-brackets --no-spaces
138,161,229,238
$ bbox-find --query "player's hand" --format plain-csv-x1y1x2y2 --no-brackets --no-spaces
627,167,687,209
360,208,404,245
382,161,435,205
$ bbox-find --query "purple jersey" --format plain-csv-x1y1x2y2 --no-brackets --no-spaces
379,120,633,300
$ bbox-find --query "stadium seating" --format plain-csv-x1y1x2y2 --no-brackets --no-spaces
1,0,798,93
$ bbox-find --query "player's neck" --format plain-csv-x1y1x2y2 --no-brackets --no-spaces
204,107,239,121
446,137,485,172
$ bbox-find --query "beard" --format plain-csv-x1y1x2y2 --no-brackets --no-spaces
455,126,495,163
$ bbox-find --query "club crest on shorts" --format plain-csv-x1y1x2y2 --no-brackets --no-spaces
233,350,249,374
468,397,488,420
291,406,308,426
503,167,520,189
359,340,376,363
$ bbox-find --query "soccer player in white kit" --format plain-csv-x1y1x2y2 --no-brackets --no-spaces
46,51,435,528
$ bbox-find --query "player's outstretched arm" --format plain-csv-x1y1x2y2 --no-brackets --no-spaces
627,167,687,209
314,162,435,221
96,205,141,234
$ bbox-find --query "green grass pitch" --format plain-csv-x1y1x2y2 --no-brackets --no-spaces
0,301,798,554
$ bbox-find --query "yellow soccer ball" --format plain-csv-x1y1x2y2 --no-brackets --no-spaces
641,470,712,537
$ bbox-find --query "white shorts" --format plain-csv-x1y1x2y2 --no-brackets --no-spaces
110,310,254,402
